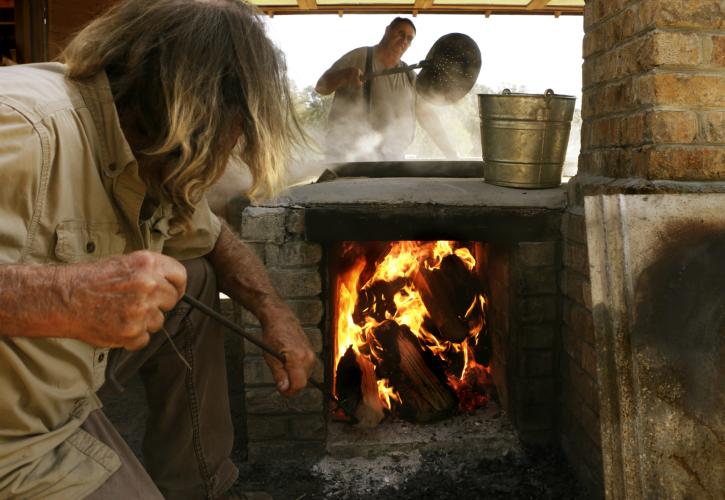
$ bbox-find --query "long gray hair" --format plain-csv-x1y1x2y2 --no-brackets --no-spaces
62,0,305,228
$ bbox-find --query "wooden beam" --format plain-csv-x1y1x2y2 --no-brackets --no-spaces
526,0,550,9
257,5,583,15
297,0,318,10
413,0,434,10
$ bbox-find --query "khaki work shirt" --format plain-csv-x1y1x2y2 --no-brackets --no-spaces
0,63,221,499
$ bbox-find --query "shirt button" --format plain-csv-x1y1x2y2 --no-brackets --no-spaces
97,353,105,363
86,241,96,253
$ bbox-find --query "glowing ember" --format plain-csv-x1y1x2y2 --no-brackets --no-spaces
333,241,491,421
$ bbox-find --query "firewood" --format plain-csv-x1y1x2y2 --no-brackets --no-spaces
371,320,456,423
335,346,362,416
354,352,384,428
334,346,384,427
353,277,408,324
414,253,482,343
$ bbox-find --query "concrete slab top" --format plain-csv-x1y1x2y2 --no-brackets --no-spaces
279,177,568,210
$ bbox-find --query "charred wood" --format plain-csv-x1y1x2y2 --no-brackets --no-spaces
414,254,483,343
353,277,408,324
371,320,456,423
355,351,385,427
335,346,362,416
334,346,384,427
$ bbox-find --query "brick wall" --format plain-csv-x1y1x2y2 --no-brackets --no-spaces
486,241,561,446
238,206,328,461
562,0,725,496
579,0,725,181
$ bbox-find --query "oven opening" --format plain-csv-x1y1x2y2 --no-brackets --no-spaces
330,241,493,427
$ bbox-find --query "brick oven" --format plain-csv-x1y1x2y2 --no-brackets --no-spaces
234,170,566,461
229,2,725,499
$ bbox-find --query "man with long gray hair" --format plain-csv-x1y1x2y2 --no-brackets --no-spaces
0,0,313,498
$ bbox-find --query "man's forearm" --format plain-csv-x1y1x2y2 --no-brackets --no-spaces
209,222,315,394
208,223,287,326
0,264,70,338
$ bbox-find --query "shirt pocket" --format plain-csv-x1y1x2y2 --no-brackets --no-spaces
54,221,127,263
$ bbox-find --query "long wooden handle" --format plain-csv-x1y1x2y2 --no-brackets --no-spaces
363,61,424,80
182,294,284,362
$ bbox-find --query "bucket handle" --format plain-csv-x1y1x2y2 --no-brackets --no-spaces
500,88,556,97
544,88,556,108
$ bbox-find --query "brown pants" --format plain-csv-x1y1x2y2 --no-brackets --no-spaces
86,258,238,500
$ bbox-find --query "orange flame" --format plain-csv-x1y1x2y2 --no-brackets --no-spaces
333,241,490,418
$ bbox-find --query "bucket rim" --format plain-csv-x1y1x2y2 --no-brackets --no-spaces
477,92,576,100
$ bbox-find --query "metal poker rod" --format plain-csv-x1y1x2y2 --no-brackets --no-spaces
180,293,357,421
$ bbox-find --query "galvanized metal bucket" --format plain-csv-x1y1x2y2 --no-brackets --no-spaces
478,89,576,189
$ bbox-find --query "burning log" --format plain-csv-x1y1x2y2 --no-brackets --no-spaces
413,253,483,343
334,346,384,427
355,351,385,427
353,277,408,324
371,320,456,423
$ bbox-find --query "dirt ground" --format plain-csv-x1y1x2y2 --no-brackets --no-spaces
234,446,586,500
102,339,586,500
105,381,585,500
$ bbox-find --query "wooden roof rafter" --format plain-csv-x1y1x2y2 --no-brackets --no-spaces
257,0,584,17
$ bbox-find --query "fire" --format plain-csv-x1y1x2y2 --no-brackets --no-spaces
333,241,491,421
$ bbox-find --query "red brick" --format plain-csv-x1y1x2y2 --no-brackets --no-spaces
639,146,725,180
581,87,605,120
602,147,634,178
582,59,596,87
582,29,601,59
591,118,619,147
564,242,590,277
577,150,604,176
637,73,725,107
620,4,639,39
636,0,659,32
655,0,725,30
517,241,557,267
578,148,634,178
702,111,725,143
563,211,587,245
583,0,608,30
621,112,647,146
649,31,703,67
604,79,637,114
581,121,593,150
710,35,725,66
647,110,699,144
703,148,725,178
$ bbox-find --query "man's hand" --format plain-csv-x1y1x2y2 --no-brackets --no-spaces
0,251,187,350
59,251,187,350
315,67,364,95
261,306,316,396
341,67,364,88
61,251,186,350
